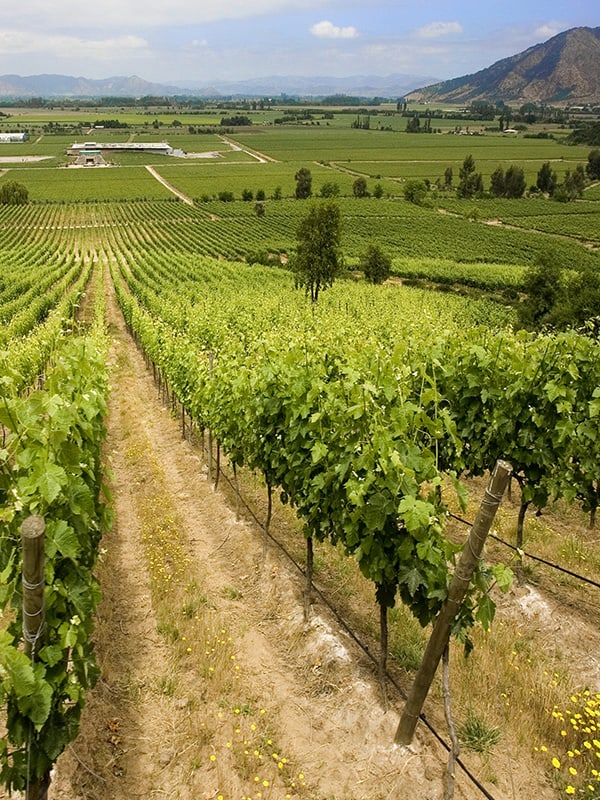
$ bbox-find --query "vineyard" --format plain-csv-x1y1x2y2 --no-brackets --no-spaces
0,110,599,800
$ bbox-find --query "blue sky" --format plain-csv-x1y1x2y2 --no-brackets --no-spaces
0,0,597,84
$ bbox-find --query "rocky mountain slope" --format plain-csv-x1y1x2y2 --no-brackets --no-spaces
406,26,600,105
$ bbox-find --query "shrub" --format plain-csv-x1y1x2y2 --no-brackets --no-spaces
0,180,28,205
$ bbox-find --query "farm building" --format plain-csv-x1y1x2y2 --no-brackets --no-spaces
0,132,29,143
67,141,174,157
73,147,107,167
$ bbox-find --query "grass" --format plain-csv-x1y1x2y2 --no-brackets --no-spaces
457,710,502,753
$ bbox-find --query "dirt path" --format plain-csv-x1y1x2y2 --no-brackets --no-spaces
145,165,194,205
218,135,278,164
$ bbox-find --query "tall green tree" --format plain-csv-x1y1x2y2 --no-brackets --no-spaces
352,176,368,198
489,166,505,197
457,155,483,199
293,201,343,302
586,149,600,180
360,244,391,284
403,179,427,205
294,168,312,199
504,165,526,198
556,165,586,201
518,251,563,330
537,162,557,195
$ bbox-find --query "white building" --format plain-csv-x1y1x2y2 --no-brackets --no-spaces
0,132,29,143
68,141,173,156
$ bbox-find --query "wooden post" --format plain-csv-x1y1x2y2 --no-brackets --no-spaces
263,482,273,559
233,462,240,519
304,536,314,622
394,460,512,746
379,601,389,709
21,515,50,800
215,443,221,490
207,351,214,483
21,515,46,659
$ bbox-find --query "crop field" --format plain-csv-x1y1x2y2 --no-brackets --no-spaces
225,125,591,165
153,160,401,199
1,106,600,800
1,164,175,201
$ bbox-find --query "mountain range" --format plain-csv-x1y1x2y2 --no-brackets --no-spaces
0,26,598,104
407,26,600,105
0,73,437,100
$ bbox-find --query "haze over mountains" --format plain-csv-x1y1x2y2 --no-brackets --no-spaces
0,73,437,100
0,27,598,104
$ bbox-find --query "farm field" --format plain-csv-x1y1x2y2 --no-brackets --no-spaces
1,111,600,800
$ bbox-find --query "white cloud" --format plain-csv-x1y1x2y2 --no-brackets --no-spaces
310,20,359,40
0,29,148,60
415,21,463,39
4,0,330,28
534,22,563,40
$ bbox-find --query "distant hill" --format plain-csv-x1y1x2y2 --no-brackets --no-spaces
0,74,184,98
175,74,439,99
0,72,438,100
406,27,600,105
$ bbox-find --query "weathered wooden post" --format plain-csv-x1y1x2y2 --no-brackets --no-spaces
207,351,214,483
21,515,50,800
395,460,512,746
21,515,46,659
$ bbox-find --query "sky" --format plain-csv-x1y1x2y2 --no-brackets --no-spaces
0,0,598,86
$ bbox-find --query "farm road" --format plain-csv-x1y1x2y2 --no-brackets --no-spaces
145,165,194,204
218,134,278,163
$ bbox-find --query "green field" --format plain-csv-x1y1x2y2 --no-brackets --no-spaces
0,106,597,296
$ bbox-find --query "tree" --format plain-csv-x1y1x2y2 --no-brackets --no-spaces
319,181,340,198
586,149,600,181
537,162,557,195
293,201,343,302
504,165,526,198
489,166,505,197
241,188,253,201
406,115,420,133
518,251,563,330
360,244,391,284
372,183,384,199
352,176,368,198
294,168,312,199
443,166,453,189
0,180,28,205
566,121,600,147
457,155,483,199
556,165,586,202
403,179,427,205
